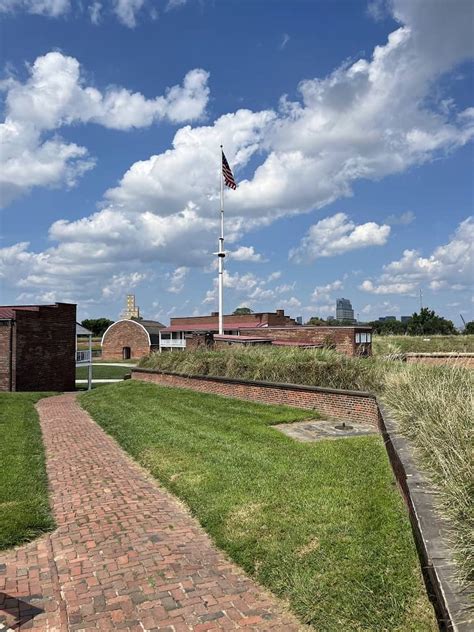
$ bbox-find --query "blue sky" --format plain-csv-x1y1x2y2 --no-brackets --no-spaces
0,0,473,326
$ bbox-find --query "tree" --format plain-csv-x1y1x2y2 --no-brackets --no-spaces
81,318,114,337
233,307,253,315
463,321,474,335
306,316,326,326
367,320,408,335
406,308,456,336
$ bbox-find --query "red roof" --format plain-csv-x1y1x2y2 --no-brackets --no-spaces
0,305,40,319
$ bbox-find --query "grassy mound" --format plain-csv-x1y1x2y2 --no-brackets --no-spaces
139,346,473,585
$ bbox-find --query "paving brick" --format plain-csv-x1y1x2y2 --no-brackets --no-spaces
0,393,305,630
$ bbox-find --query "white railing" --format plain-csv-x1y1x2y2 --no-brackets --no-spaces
76,349,92,363
159,339,186,348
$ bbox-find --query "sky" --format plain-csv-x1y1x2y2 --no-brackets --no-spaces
0,0,473,326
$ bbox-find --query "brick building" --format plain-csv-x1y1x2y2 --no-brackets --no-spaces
159,310,372,356
101,319,165,360
0,303,76,392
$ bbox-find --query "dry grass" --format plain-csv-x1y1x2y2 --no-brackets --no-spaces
383,365,474,585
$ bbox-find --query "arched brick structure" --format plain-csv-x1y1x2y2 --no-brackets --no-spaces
101,319,163,360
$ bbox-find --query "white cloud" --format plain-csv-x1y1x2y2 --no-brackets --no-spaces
280,33,290,50
88,1,102,24
167,266,188,293
289,213,390,262
361,301,400,317
2,0,473,303
311,279,344,302
359,279,417,295
229,246,265,262
0,0,70,16
360,217,474,294
113,0,145,27
166,0,186,10
0,51,210,205
384,211,415,225
102,271,147,298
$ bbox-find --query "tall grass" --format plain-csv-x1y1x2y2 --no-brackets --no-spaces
139,346,397,392
373,334,474,355
383,365,474,585
139,347,473,584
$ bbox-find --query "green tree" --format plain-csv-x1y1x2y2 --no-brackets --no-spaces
306,316,326,326
81,318,114,337
233,307,253,315
407,308,456,336
463,321,474,335
367,320,408,335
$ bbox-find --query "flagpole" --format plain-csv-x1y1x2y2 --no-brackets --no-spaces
218,145,225,335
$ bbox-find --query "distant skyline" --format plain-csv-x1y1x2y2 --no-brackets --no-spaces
1,0,473,326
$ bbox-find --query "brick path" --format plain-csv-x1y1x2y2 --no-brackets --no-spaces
0,393,303,631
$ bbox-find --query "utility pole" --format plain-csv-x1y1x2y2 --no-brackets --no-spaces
419,288,423,312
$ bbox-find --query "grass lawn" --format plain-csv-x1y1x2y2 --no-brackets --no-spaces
76,364,131,380
373,334,474,354
0,393,54,550
80,381,436,631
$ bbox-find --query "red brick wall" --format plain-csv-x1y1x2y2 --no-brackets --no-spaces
230,327,372,357
132,369,379,425
102,320,151,360
170,311,297,328
0,320,14,391
13,303,76,392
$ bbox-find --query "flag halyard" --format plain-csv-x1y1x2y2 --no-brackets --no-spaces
222,151,237,190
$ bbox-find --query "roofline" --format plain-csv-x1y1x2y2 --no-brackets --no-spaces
101,319,151,347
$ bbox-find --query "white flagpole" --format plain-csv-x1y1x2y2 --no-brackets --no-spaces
218,145,225,335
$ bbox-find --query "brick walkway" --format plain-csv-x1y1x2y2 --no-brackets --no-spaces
0,394,303,631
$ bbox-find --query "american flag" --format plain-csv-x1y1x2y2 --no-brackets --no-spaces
222,151,237,190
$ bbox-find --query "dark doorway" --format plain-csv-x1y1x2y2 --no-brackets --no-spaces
122,346,131,360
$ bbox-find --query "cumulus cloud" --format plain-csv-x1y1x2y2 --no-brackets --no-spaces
360,217,474,294
102,271,147,298
0,51,210,205
359,279,417,295
2,0,473,303
229,246,265,262
311,279,344,302
202,269,292,309
289,213,390,262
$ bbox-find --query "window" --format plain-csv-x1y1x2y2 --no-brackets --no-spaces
355,333,361,343
356,332,372,344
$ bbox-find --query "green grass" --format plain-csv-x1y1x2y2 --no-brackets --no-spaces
80,381,436,631
0,393,54,550
373,334,474,355
138,346,473,585
76,364,131,380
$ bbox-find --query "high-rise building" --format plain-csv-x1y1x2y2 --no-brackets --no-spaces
336,298,355,323
401,316,411,323
121,294,140,320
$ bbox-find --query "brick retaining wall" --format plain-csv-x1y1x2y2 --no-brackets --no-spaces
405,352,474,368
132,368,379,425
